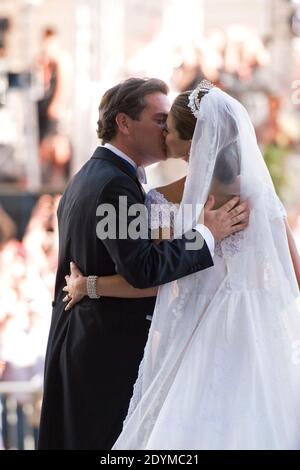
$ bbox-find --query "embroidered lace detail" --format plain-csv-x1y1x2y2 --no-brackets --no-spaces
264,185,287,220
123,357,144,426
215,231,245,258
167,286,191,345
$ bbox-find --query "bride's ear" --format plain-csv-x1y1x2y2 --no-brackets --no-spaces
182,140,192,162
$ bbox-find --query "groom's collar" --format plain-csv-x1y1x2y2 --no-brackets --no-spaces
103,143,137,171
104,144,147,184
91,146,147,184
90,146,136,179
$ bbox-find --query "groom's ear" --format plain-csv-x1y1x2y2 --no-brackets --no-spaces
115,112,130,136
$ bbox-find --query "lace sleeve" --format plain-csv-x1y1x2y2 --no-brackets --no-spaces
145,189,178,232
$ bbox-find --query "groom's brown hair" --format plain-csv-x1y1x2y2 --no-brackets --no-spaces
97,78,169,143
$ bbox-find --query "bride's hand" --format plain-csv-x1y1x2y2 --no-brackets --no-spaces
63,262,87,311
203,195,249,242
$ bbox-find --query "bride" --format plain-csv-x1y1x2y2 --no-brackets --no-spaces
63,81,300,450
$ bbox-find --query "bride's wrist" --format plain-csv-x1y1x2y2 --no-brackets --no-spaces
86,276,101,299
84,276,104,298
77,276,88,296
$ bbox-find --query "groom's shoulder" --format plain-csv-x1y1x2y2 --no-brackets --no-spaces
64,154,139,200
66,151,118,187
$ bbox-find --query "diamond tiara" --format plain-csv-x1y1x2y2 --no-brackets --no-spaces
188,79,214,118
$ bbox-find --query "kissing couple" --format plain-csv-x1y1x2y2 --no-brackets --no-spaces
39,78,300,450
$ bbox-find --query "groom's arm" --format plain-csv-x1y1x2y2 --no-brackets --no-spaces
96,176,213,289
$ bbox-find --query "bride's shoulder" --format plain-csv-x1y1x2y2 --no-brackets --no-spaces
149,177,186,205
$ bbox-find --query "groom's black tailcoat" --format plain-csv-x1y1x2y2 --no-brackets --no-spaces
38,146,213,449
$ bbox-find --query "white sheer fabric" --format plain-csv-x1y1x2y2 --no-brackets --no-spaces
113,88,300,450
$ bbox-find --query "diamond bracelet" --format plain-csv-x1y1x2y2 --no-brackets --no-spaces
87,275,101,299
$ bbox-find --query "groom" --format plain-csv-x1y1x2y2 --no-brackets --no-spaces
38,78,249,449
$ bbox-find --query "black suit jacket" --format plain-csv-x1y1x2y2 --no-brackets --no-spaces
38,146,213,449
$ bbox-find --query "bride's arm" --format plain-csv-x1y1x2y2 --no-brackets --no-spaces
63,263,158,310
285,220,300,289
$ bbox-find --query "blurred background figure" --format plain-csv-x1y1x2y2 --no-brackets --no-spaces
35,28,72,187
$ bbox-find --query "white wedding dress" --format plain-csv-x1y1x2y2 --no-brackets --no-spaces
113,88,300,450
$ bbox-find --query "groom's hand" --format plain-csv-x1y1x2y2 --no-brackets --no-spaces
203,195,250,242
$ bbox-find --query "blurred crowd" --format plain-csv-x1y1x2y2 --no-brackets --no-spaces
170,26,294,150
0,195,59,386
0,195,60,448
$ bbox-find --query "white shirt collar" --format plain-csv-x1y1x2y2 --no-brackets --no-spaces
102,143,147,184
103,143,137,170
